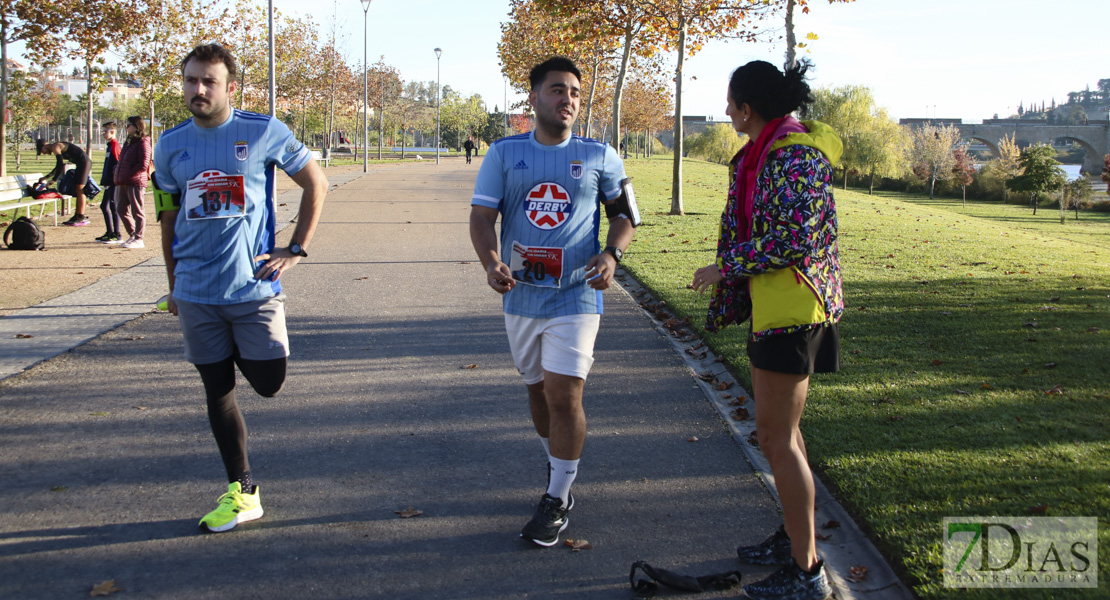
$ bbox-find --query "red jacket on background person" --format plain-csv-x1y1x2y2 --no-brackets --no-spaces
114,136,151,188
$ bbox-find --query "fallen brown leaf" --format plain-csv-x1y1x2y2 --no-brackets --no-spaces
687,436,699,442
1028,504,1049,515
889,415,904,421
747,431,759,447
931,359,942,366
731,407,750,421
714,381,733,391
394,508,423,518
1045,385,1064,395
815,531,831,541
14,334,33,339
355,276,369,280
461,364,477,369
564,538,593,551
847,565,869,583
90,580,122,596
821,520,841,529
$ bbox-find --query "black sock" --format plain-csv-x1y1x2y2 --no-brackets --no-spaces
236,472,254,493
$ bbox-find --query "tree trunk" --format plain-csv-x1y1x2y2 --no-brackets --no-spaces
1031,193,1037,214
962,185,966,207
1,30,9,177
669,16,687,216
843,168,847,190
929,172,936,199
378,106,383,160
149,97,155,142
86,63,94,156
869,171,875,195
585,61,600,139
610,23,635,148
785,0,797,68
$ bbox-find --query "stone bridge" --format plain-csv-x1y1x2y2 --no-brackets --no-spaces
957,120,1109,174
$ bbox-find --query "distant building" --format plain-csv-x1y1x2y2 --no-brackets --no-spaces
50,75,144,105
898,118,964,127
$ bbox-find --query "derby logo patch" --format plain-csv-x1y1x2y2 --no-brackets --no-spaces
525,182,571,230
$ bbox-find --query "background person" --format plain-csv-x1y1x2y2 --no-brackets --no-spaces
155,43,328,533
114,115,152,249
96,122,122,243
36,138,93,226
690,59,843,600
469,56,636,548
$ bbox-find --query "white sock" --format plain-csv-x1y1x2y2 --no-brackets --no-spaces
546,457,579,507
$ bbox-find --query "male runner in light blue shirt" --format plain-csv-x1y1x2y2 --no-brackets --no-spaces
470,56,636,547
155,43,328,533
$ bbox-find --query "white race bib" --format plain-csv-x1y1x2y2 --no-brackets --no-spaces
510,241,565,288
184,170,246,220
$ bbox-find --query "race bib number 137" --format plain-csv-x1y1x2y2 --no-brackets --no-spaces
510,242,564,288
184,170,246,220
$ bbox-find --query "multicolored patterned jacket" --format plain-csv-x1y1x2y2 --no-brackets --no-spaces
706,120,844,341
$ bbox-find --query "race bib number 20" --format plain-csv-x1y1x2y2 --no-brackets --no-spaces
510,242,564,288
184,170,246,220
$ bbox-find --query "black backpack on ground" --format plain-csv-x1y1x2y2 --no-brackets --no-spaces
4,217,45,250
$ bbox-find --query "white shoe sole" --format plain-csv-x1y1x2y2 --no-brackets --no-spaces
203,506,264,532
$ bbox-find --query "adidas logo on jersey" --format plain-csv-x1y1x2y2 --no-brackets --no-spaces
513,160,529,170
178,150,191,163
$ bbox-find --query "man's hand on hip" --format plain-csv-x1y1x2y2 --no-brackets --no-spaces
254,248,302,282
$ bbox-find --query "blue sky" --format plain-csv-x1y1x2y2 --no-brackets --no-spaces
17,0,1108,124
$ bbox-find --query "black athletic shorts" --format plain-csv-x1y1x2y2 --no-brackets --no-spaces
747,323,840,375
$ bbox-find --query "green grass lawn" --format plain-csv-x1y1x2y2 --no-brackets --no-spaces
620,154,1109,599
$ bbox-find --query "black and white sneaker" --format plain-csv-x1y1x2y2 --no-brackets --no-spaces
737,524,793,564
743,559,832,600
520,493,570,547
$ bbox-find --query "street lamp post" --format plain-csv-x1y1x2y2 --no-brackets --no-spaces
361,0,371,173
504,77,508,138
434,47,442,165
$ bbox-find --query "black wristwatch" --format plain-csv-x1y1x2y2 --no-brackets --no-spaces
603,245,623,263
289,243,308,258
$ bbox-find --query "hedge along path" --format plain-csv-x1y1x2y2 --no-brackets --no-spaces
617,155,1108,600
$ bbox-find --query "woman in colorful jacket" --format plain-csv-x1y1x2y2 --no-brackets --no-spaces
690,59,843,600
113,116,152,249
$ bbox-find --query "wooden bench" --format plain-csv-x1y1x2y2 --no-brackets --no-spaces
0,173,61,226
310,150,331,168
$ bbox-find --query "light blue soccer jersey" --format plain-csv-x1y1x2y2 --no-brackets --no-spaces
472,131,625,318
153,109,311,305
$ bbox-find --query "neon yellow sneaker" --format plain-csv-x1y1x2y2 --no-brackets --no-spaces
199,482,263,532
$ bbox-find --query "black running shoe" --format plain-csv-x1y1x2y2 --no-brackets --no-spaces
738,524,793,565
743,559,832,600
520,493,570,547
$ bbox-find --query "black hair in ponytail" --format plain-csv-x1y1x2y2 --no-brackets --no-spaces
728,59,814,121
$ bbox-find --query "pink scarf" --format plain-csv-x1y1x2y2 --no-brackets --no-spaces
733,116,806,241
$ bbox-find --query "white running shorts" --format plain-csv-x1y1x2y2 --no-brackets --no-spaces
504,313,601,384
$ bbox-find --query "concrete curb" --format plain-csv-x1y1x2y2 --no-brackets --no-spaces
612,270,915,600
0,170,366,382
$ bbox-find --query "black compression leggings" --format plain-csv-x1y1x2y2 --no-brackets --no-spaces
195,353,287,483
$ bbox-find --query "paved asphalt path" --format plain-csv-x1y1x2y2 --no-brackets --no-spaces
0,159,792,599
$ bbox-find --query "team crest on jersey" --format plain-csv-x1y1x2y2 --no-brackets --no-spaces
526,182,572,230
569,160,583,180
234,141,249,161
